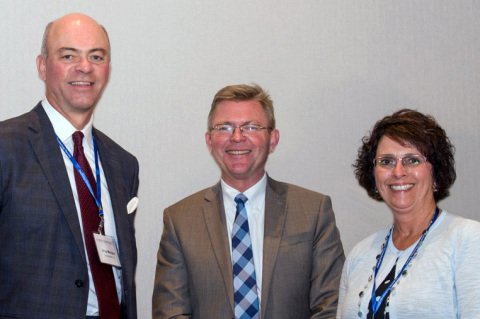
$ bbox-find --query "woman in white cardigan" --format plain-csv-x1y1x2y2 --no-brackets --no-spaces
337,109,480,319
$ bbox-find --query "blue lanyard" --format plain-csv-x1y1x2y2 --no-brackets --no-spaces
56,134,103,217
371,207,439,314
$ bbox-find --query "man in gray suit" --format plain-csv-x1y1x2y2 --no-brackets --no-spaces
0,14,139,318
152,84,345,319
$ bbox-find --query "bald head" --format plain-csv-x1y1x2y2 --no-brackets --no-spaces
41,13,110,59
36,13,112,129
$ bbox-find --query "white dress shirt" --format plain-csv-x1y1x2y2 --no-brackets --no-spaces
221,173,267,303
42,99,122,316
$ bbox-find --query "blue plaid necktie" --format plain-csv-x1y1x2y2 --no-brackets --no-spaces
232,194,260,319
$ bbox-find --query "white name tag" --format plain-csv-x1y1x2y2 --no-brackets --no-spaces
93,233,121,268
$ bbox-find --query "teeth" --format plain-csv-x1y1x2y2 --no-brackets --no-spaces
227,150,250,155
71,82,92,85
390,184,414,191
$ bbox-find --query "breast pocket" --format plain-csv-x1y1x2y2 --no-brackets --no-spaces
279,231,312,247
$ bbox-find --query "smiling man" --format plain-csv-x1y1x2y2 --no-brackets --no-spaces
152,84,345,319
0,14,139,319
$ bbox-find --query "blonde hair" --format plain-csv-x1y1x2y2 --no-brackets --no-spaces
208,83,275,130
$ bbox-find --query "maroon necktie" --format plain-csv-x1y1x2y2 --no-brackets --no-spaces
73,131,120,319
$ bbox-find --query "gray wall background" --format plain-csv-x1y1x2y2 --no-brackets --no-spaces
1,1,479,317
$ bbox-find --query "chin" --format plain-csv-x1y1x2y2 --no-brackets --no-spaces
389,203,416,213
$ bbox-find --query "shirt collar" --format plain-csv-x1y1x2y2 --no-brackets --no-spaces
221,173,268,211
41,98,94,145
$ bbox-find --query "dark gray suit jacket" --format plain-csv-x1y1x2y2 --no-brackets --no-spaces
0,103,139,319
152,176,345,319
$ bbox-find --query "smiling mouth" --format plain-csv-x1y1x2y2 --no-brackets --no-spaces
70,81,93,86
390,184,414,191
227,150,251,155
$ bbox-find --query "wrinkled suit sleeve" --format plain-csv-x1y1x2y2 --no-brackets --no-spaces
152,207,191,319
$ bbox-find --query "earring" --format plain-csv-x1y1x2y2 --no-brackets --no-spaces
374,188,378,194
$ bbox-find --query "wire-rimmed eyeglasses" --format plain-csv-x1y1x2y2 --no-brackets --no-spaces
209,124,272,136
373,155,428,170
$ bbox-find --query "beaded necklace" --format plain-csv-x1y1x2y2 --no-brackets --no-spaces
357,207,440,318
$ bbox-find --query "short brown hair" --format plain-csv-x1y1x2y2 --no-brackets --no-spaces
353,108,456,202
208,84,275,130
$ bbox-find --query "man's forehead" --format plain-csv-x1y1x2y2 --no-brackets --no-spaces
214,100,265,117
48,18,109,51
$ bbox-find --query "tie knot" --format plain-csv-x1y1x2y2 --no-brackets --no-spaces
72,131,84,148
234,193,248,205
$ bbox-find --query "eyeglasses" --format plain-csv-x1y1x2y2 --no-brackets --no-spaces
373,155,428,170
209,124,272,136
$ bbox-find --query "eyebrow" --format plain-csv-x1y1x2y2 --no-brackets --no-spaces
215,121,259,125
377,153,422,157
58,47,108,55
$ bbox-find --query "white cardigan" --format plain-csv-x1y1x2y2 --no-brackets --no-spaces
337,211,480,319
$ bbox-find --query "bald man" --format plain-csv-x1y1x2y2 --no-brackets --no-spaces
0,14,139,319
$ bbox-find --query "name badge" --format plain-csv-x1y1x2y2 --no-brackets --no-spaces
93,233,121,268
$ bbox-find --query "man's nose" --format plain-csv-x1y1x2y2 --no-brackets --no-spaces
74,57,94,73
230,127,246,141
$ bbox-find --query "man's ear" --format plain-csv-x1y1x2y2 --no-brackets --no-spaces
269,129,279,153
36,55,47,81
205,131,213,154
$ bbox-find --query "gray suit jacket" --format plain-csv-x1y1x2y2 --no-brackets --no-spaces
153,176,345,319
0,103,139,319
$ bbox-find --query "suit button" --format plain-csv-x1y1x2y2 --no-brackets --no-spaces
75,279,84,287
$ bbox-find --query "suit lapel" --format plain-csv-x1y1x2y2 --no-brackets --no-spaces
260,176,288,318
202,183,235,312
93,130,133,270
94,129,126,224
28,103,87,263
201,177,288,316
